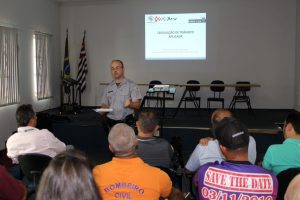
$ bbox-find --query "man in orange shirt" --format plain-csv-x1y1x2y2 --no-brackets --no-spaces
92,123,184,200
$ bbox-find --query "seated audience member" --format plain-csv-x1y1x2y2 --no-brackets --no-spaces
0,164,26,200
194,118,278,199
36,150,101,200
185,109,257,172
92,123,184,200
6,104,66,164
262,112,300,175
285,174,300,200
136,109,173,168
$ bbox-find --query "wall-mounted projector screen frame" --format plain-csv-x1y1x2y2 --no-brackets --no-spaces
145,13,206,60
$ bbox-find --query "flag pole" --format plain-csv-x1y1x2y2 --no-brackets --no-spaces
63,28,70,79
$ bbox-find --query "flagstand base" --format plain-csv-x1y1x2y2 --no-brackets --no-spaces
61,77,82,115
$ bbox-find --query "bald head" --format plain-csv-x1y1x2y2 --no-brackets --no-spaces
211,109,232,125
285,174,300,200
108,123,137,154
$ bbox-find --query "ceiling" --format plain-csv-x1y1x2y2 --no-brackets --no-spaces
56,0,106,2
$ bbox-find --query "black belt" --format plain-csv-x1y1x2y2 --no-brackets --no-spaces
107,114,135,127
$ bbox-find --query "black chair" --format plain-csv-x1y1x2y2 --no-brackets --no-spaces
141,81,175,119
276,168,300,200
207,80,225,110
229,81,252,111
155,166,182,191
177,80,201,113
144,80,164,108
18,153,52,193
180,172,198,200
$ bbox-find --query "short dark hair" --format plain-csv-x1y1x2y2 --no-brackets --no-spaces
285,112,300,134
138,109,159,133
215,117,249,150
36,150,101,200
16,104,35,127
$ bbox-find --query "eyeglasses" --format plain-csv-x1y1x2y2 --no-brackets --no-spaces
111,66,123,71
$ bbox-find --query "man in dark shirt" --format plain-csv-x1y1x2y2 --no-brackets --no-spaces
136,109,173,168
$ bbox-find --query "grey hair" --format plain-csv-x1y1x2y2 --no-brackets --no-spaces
108,123,136,153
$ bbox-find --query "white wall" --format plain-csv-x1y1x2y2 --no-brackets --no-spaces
0,0,61,149
0,0,297,150
60,0,297,109
0,0,296,148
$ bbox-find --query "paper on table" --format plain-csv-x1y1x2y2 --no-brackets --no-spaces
94,108,113,113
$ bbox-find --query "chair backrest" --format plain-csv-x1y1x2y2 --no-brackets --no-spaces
210,80,225,92
277,168,300,199
235,81,250,92
154,166,182,190
186,80,200,91
149,80,162,89
18,153,52,181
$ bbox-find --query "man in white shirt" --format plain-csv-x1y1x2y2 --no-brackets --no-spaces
185,109,257,172
6,104,66,164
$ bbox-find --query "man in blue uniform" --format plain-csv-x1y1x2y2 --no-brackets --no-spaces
101,59,142,127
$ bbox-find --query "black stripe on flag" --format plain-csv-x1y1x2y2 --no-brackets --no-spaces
77,34,87,93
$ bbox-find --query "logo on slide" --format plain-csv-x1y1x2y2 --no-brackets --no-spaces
148,16,155,22
147,15,177,23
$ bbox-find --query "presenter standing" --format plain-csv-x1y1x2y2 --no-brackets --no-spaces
100,59,142,128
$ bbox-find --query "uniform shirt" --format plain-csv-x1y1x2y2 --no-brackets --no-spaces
0,164,26,200
6,126,66,164
101,78,142,120
137,136,173,168
263,138,300,175
185,136,257,172
195,161,278,200
93,157,172,200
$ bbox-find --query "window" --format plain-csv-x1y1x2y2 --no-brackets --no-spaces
33,32,52,100
0,26,19,106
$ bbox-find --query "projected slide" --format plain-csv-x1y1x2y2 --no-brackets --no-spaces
145,13,206,60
